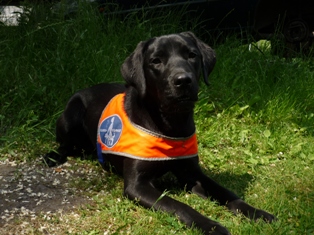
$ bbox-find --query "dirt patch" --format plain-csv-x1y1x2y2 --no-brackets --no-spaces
0,158,93,230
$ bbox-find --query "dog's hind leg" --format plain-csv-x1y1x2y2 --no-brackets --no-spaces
43,94,94,167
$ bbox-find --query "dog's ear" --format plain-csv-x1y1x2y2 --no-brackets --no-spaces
180,32,216,86
120,41,147,97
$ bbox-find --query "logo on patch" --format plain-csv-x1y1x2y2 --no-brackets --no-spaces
99,114,122,148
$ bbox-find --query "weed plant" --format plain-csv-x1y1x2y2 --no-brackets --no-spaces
0,1,313,235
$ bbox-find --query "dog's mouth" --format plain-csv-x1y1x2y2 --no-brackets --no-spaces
177,92,198,102
176,95,189,101
160,96,197,113
177,96,196,102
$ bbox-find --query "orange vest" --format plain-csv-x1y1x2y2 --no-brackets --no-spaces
96,93,198,163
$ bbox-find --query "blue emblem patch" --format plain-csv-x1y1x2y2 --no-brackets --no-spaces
99,114,123,148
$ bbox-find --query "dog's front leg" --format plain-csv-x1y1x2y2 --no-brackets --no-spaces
122,159,230,235
173,158,276,223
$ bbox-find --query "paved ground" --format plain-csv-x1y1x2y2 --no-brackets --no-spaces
0,158,92,232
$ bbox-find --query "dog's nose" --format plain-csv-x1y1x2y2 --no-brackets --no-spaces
173,74,192,87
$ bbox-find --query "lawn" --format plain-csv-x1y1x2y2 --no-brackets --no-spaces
0,2,313,235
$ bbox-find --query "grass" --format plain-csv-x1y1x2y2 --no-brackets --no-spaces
1,1,314,234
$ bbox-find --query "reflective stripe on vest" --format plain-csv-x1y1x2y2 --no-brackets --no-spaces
96,93,198,163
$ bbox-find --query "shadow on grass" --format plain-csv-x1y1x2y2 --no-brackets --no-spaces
153,169,254,200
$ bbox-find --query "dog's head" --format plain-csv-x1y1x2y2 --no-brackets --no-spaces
121,32,216,113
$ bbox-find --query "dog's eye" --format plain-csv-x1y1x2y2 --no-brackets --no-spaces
150,58,162,64
188,52,197,59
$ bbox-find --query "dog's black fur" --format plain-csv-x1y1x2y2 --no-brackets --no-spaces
44,32,275,235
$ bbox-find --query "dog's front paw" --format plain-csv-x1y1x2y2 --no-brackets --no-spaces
42,151,67,167
208,224,231,235
250,208,276,223
227,199,276,223
196,221,231,235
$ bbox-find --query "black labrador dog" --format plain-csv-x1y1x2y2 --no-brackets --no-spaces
44,32,275,235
